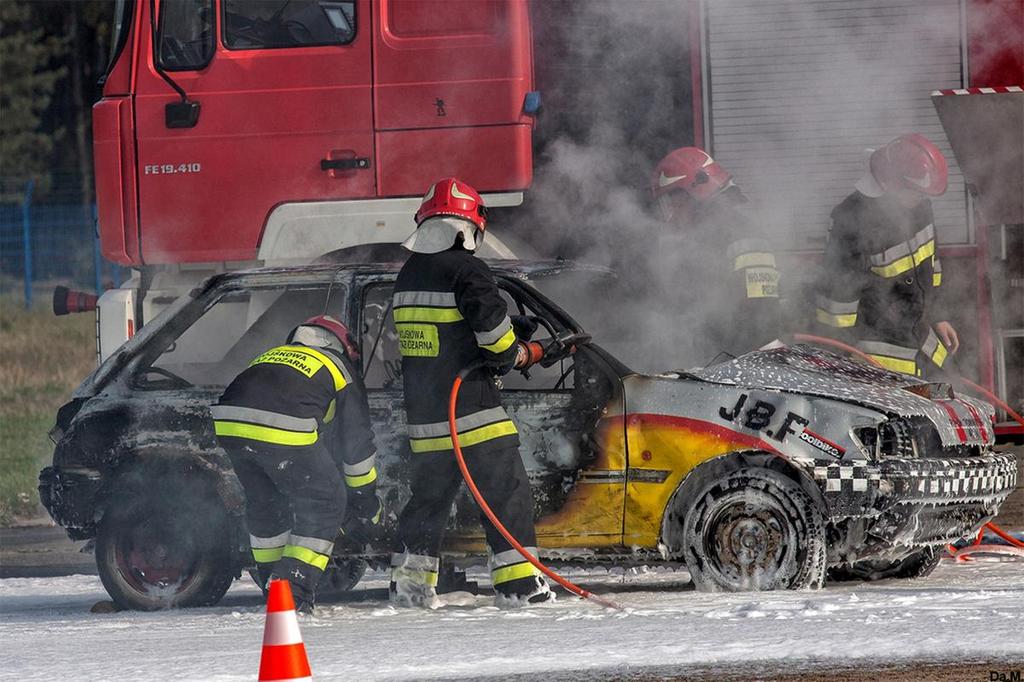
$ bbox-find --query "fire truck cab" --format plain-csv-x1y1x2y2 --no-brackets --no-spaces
92,0,535,358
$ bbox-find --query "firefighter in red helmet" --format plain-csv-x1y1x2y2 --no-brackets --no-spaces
649,147,782,362
813,133,959,377
390,177,558,608
212,315,382,612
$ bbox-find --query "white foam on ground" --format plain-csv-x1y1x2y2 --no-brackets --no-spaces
0,559,1021,680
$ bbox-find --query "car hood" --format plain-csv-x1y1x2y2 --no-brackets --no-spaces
688,345,995,447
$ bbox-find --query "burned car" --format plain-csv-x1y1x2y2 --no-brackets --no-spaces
40,262,1017,609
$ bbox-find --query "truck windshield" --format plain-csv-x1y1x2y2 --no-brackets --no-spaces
100,0,133,82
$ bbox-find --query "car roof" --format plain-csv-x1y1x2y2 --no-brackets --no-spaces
212,259,612,289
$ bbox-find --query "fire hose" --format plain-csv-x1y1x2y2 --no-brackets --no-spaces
794,333,1024,558
449,361,621,609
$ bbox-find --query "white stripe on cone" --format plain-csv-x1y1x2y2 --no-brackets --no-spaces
263,611,304,646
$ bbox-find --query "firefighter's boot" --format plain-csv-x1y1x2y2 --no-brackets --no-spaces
389,551,440,609
493,575,555,608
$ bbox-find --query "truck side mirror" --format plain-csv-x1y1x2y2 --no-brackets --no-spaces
166,101,200,129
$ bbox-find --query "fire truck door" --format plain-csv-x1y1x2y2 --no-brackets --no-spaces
134,0,374,264
372,0,533,196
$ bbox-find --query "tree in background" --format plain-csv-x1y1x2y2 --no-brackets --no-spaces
0,1,113,205
0,1,68,203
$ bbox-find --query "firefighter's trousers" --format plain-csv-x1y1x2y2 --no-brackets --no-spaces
393,443,542,596
219,438,344,602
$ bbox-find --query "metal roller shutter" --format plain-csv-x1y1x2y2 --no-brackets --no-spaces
704,0,970,247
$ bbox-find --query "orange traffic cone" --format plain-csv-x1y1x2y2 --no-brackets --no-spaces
258,580,313,681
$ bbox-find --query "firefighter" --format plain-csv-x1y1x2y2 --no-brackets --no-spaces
211,315,382,612
650,147,782,362
390,177,555,608
812,133,959,377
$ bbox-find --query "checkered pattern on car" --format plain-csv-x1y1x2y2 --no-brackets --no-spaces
793,453,1017,499
811,461,881,493
895,456,1018,497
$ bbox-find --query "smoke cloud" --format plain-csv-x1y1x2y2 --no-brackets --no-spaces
512,0,1012,381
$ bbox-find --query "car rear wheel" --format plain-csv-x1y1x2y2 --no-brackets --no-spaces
680,467,827,591
828,546,941,583
96,492,235,611
247,557,367,601
317,558,368,600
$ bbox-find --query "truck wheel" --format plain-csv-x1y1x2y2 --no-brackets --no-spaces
681,467,826,591
95,494,235,611
829,546,941,582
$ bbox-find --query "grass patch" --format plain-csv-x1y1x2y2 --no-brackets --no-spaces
0,294,96,525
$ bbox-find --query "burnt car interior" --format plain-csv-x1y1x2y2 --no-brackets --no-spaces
359,275,619,518
131,269,620,521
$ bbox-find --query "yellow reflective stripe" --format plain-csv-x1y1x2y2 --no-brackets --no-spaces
345,467,378,488
492,561,538,585
282,544,330,571
868,354,919,376
870,240,935,277
733,252,776,270
933,272,942,287
295,346,347,391
394,307,464,323
214,420,318,446
816,308,857,328
930,342,948,368
252,547,284,563
324,399,336,424
409,420,518,453
400,569,439,587
481,326,516,354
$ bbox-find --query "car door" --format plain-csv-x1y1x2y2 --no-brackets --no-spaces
355,274,627,552
134,0,375,264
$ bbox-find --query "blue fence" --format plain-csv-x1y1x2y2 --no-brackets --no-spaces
0,183,125,309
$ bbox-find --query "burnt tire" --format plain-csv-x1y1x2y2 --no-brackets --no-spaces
680,467,827,592
96,492,235,611
316,558,368,601
828,546,942,583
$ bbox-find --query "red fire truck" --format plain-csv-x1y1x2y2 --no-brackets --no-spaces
90,0,537,356
82,0,1022,433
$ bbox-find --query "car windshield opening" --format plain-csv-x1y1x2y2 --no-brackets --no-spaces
143,282,347,388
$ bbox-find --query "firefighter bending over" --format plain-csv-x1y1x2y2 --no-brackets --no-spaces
211,316,382,612
812,133,959,377
650,147,782,362
390,177,555,608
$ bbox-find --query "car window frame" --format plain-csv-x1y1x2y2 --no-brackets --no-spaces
353,272,591,394
124,273,352,391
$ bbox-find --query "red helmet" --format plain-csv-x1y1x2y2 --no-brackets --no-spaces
291,314,360,361
651,147,732,202
414,177,488,232
869,133,948,196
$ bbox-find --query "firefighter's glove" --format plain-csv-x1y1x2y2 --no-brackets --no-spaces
510,315,539,341
338,496,385,547
514,340,545,370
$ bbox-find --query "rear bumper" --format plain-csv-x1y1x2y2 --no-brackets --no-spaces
38,466,104,540
810,451,1018,553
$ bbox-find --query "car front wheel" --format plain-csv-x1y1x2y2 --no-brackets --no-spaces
680,466,827,591
95,493,235,611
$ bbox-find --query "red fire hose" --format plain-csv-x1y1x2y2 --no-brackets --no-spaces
795,333,1024,557
449,363,620,609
